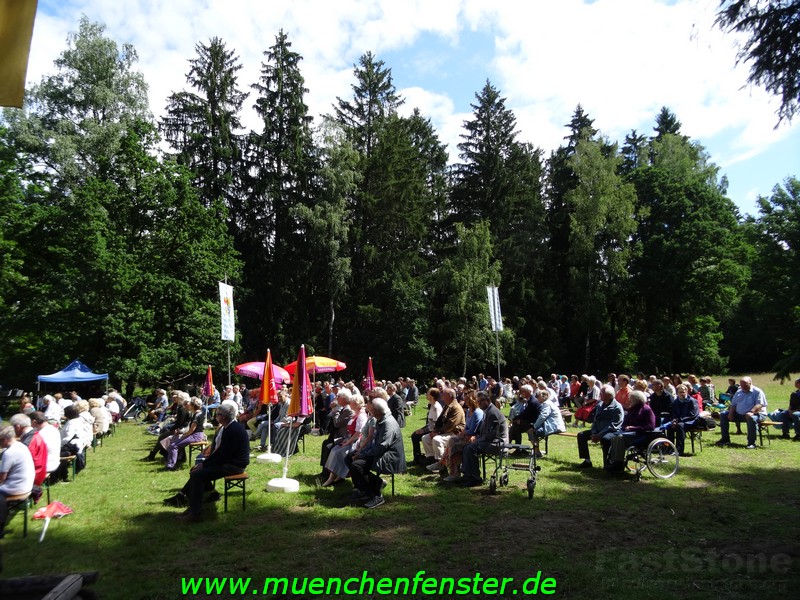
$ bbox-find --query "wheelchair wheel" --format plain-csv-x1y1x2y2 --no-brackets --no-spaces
500,472,509,487
526,477,535,499
489,476,497,494
624,446,646,481
646,438,679,479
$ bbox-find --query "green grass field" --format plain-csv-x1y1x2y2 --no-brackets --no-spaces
1,373,798,599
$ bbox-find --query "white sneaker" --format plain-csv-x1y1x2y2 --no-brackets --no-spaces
426,462,445,472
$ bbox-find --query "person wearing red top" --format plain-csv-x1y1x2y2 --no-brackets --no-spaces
615,374,632,411
10,413,48,486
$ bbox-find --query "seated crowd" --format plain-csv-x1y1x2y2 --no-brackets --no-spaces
0,388,122,536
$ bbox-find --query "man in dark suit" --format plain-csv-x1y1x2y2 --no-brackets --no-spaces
386,382,406,428
347,398,406,509
174,400,249,522
459,392,508,487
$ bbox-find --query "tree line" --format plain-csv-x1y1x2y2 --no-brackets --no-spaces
0,17,797,395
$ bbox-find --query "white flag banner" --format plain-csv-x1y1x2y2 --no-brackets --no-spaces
487,286,503,332
219,282,235,341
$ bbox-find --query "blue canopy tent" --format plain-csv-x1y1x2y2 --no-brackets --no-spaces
38,360,108,383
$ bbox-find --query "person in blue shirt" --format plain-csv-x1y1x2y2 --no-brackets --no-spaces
715,377,767,449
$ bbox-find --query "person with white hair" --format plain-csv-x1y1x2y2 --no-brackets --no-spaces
605,390,656,472
576,384,624,469
528,388,566,459
346,397,405,509
0,424,35,536
42,395,63,423
29,411,61,475
422,388,465,470
318,388,355,480
10,414,48,487
168,400,249,522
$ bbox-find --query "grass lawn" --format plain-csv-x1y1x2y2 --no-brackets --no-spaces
1,373,798,599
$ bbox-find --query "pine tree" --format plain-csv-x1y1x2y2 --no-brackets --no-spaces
449,80,549,372
245,29,318,356
160,37,247,220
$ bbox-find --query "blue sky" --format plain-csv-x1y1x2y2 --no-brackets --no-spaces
30,0,798,216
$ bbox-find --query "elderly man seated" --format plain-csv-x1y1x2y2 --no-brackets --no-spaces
715,376,767,450
576,384,624,469
346,398,405,509
664,384,701,456
456,391,508,487
422,387,465,471
166,400,249,522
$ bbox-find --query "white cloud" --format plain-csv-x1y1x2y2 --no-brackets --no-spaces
24,0,798,195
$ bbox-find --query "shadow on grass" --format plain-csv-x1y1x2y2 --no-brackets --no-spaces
1,424,798,600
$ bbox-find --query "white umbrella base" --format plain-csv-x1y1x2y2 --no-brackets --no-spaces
266,477,300,493
256,452,282,464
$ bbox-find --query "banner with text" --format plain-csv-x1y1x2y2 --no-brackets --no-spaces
219,282,235,341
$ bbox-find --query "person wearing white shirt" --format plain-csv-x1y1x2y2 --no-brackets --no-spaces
30,411,61,474
43,395,63,423
0,424,36,536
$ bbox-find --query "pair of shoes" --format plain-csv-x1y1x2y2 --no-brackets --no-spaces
426,462,445,472
577,460,593,469
364,495,385,509
141,455,154,462
442,474,461,483
459,476,483,487
746,444,757,449
163,493,187,508
714,439,730,447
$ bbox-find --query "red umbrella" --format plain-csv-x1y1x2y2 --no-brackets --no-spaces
201,365,215,398
234,361,291,383
284,355,346,375
363,357,376,392
33,501,73,541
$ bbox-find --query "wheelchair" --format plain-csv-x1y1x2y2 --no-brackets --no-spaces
623,432,679,481
482,441,541,498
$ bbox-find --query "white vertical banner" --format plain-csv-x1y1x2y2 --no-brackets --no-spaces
219,282,235,341
486,286,503,332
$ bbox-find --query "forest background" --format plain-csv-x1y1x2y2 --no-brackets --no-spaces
1,9,798,396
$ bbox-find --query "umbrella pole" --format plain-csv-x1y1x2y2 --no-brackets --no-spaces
266,405,273,454
39,517,50,542
281,422,294,479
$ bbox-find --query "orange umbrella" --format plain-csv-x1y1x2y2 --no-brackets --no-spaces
288,345,312,417
259,349,280,405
